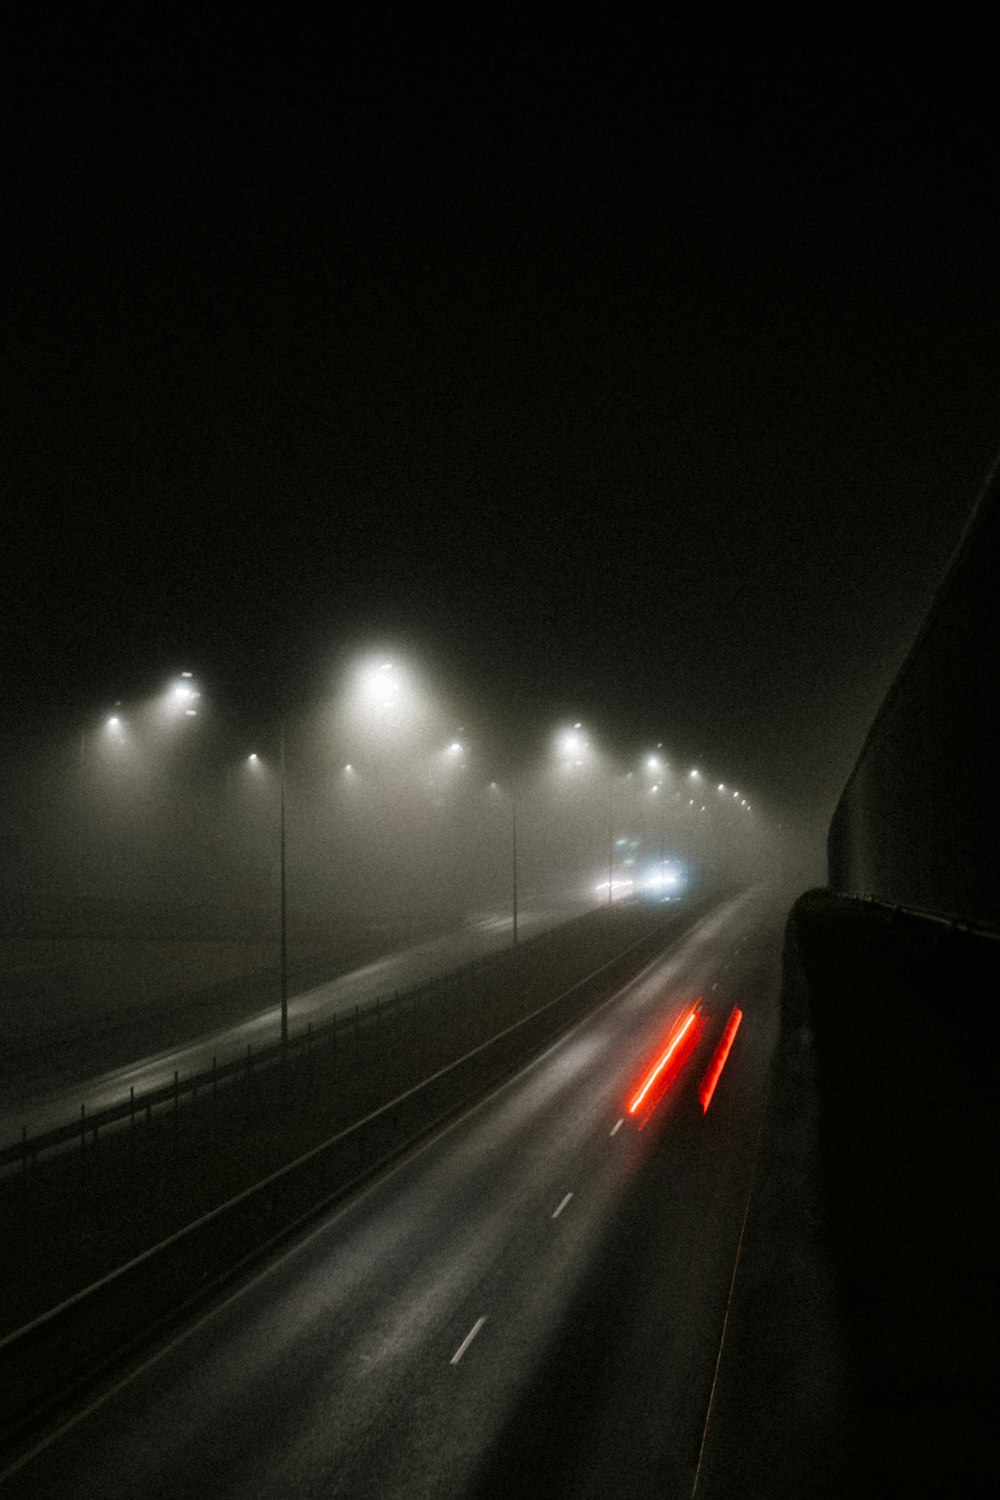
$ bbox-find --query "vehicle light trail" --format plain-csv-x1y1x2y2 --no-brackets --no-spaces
627,1003,701,1116
697,1005,743,1114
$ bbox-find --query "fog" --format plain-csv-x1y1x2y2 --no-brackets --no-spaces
1,655,784,980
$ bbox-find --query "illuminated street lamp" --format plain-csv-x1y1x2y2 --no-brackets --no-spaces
556,723,588,766
167,671,201,717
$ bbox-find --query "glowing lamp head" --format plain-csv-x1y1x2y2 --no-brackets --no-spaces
557,726,588,760
348,657,434,745
168,675,201,715
362,661,401,710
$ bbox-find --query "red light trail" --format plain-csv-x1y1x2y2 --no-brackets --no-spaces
697,1005,743,1114
627,1003,701,1116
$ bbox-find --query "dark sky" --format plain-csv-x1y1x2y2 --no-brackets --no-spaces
4,11,998,828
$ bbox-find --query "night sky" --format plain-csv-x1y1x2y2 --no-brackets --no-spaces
4,12,999,834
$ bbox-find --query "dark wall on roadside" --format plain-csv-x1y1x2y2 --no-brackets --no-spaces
774,460,1000,1493
827,461,999,928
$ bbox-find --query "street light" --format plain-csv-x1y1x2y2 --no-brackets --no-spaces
556,723,589,766
167,672,200,716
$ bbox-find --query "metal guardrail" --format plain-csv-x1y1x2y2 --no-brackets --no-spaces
0,931,524,1175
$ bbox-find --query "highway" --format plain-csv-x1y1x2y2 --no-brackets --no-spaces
0,896,596,1147
1,889,783,1499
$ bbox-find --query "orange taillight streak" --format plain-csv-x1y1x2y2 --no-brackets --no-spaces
628,1005,699,1115
697,1005,743,1114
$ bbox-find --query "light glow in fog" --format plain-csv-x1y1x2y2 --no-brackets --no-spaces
593,863,685,902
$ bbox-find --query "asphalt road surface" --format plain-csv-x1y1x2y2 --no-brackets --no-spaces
1,887,783,1499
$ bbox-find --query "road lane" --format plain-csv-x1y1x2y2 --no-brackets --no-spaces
1,888,782,1499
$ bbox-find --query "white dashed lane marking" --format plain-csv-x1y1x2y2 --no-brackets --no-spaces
450,1317,487,1366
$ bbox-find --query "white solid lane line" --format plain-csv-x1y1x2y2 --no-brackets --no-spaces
450,1317,487,1366
551,1193,573,1220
